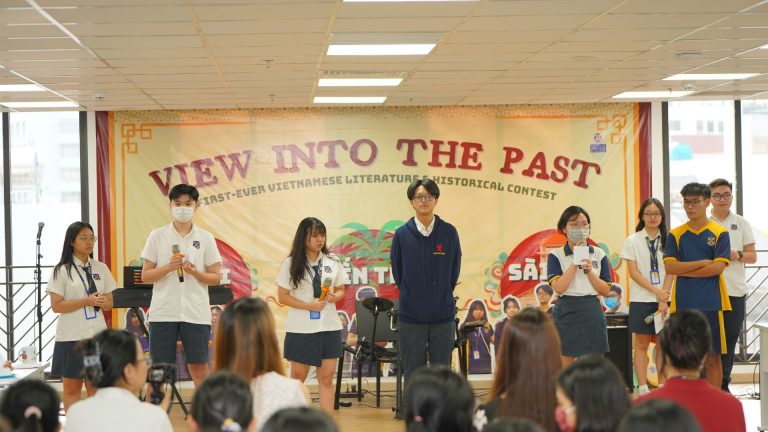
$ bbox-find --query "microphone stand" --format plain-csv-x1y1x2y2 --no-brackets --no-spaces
35,232,43,362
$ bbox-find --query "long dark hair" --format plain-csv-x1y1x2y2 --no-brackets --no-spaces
492,307,561,431
0,379,60,432
404,365,474,432
635,198,667,248
557,355,630,432
288,217,328,288
191,372,254,432
53,221,93,281
78,329,139,388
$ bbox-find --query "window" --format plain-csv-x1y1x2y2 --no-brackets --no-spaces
668,101,735,228
740,100,768,264
669,120,681,131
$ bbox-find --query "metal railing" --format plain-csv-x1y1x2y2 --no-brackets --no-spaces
739,250,768,364
0,265,57,364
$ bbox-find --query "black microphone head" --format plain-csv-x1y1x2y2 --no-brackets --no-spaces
38,222,44,228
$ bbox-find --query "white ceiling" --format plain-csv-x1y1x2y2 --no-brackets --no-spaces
2,0,768,111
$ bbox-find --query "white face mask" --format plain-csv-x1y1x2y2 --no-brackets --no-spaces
567,228,590,244
172,206,195,223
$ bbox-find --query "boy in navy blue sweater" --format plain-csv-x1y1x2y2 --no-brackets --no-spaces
390,179,461,378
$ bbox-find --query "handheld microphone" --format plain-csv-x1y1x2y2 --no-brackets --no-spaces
171,244,184,283
319,276,333,301
644,313,655,325
36,222,44,240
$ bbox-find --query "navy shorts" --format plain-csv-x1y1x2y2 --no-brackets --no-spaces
701,310,725,355
628,302,659,335
51,341,84,379
150,322,210,364
284,330,343,367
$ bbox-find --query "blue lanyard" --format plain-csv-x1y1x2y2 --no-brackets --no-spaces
646,237,659,272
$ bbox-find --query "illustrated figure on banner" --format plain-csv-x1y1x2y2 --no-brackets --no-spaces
460,299,494,375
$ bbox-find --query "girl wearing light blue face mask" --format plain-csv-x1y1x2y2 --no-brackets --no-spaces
547,206,613,366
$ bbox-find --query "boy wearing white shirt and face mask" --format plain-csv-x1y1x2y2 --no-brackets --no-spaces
141,184,222,388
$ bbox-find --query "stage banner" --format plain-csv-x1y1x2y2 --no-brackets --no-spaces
102,104,648,374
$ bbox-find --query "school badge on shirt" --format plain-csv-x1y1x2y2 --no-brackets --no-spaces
707,236,716,247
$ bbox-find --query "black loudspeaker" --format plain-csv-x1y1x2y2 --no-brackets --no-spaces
605,313,633,388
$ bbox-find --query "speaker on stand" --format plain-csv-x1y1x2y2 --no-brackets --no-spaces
605,313,633,388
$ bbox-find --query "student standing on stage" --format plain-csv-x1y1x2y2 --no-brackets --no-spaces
621,198,673,395
276,217,348,415
708,178,756,392
47,221,116,411
664,182,731,388
141,184,221,388
547,206,612,366
390,179,462,379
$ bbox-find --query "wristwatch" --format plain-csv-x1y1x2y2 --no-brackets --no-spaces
737,250,744,261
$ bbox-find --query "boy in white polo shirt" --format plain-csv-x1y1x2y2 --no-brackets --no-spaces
141,184,222,387
708,178,757,392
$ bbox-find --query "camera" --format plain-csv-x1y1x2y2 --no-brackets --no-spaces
147,363,177,405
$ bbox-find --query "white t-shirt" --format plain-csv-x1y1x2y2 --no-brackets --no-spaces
141,223,222,325
65,387,172,432
251,372,307,428
620,229,667,303
46,257,116,342
710,212,756,297
275,252,350,333
547,244,611,296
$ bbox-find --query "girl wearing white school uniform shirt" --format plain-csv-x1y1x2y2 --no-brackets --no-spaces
620,198,673,394
65,329,172,432
276,217,348,416
47,221,116,412
547,206,612,366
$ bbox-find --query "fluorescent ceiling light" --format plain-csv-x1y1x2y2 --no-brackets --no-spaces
612,91,694,99
327,44,435,56
761,44,768,49
318,78,402,87
664,73,758,81
313,96,386,104
0,84,44,92
1,101,79,108
344,0,477,2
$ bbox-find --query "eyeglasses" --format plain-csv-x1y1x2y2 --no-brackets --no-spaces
683,199,704,208
711,193,732,201
77,236,97,242
138,356,153,367
566,222,590,229
642,212,661,218
412,195,435,203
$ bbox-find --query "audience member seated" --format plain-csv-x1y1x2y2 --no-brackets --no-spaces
404,365,474,432
635,310,745,432
475,307,561,431
555,355,630,432
65,329,172,432
188,371,255,432
619,399,700,432
0,379,60,432
482,418,544,432
213,297,309,428
260,407,338,432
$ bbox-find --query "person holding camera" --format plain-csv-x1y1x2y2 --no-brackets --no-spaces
65,329,172,432
47,221,116,411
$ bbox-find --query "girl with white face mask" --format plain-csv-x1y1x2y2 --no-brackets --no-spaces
546,206,613,366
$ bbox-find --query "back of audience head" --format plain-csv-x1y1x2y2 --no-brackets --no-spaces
618,399,700,432
214,297,284,380
492,307,561,431
483,418,545,432
658,310,710,374
260,407,337,432
404,365,474,432
79,329,147,391
189,371,254,432
556,355,630,432
0,379,60,432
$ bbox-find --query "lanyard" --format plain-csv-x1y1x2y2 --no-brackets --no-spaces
73,264,96,297
646,237,659,272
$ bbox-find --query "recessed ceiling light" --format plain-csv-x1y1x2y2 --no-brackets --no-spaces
664,73,758,81
0,84,44,92
612,91,694,99
0,101,79,108
318,78,402,87
313,96,386,104
327,44,435,56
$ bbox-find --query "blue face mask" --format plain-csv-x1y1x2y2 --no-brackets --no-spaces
604,297,618,309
